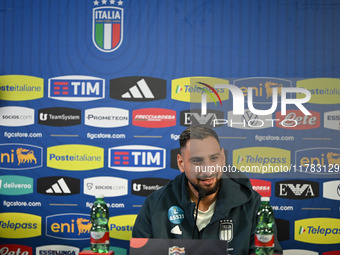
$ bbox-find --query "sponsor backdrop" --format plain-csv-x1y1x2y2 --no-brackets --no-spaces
0,0,340,254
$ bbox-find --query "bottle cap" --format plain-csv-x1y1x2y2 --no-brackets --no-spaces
95,194,104,199
261,196,270,202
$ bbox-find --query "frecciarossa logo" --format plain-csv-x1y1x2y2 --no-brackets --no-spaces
108,145,166,171
132,108,176,128
295,218,340,244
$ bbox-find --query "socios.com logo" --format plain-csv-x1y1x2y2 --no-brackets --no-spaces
47,144,104,170
46,213,91,240
0,106,35,127
233,147,291,174
108,145,166,171
0,144,43,170
0,213,41,238
295,218,340,244
109,214,137,241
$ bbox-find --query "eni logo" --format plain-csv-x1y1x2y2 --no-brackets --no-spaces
47,214,92,240
264,81,282,99
0,144,42,170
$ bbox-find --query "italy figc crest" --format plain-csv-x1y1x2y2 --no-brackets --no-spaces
93,6,123,52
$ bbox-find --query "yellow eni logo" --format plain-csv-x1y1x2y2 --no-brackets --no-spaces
0,75,44,101
233,147,291,174
297,78,340,104
171,77,229,103
0,212,41,238
109,214,137,241
295,218,340,244
47,144,104,170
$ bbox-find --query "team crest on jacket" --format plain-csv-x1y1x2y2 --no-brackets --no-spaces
93,6,123,52
219,219,233,242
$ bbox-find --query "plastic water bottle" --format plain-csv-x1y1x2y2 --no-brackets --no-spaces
255,197,274,255
91,194,110,253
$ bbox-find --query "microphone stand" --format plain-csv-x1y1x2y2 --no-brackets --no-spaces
192,189,207,239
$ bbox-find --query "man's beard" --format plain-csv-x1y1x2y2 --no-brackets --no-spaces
188,178,221,197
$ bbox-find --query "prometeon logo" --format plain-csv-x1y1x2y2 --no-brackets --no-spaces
108,145,166,171
275,180,319,199
48,75,105,102
132,178,170,197
92,0,124,53
46,213,91,240
295,218,340,244
85,107,129,128
37,176,80,196
38,107,81,127
110,77,166,102
0,106,34,127
0,143,43,170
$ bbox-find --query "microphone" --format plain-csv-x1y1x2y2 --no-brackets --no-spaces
192,188,207,239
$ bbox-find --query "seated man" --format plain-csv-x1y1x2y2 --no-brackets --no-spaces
132,126,282,254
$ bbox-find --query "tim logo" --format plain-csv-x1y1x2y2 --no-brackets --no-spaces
46,214,91,240
108,145,166,171
275,180,319,199
93,1,123,53
0,144,42,170
48,75,105,102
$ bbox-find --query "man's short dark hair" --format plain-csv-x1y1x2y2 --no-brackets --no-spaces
179,126,220,153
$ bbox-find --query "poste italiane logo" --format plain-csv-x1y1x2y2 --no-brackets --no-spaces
295,218,340,244
47,144,104,170
297,78,340,104
0,213,41,239
109,214,137,241
0,75,43,101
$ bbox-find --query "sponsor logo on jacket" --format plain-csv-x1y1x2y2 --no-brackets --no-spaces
275,180,319,199
0,107,35,127
110,77,166,102
48,75,105,102
295,218,340,244
0,75,44,101
108,145,166,171
0,144,43,170
38,107,81,127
